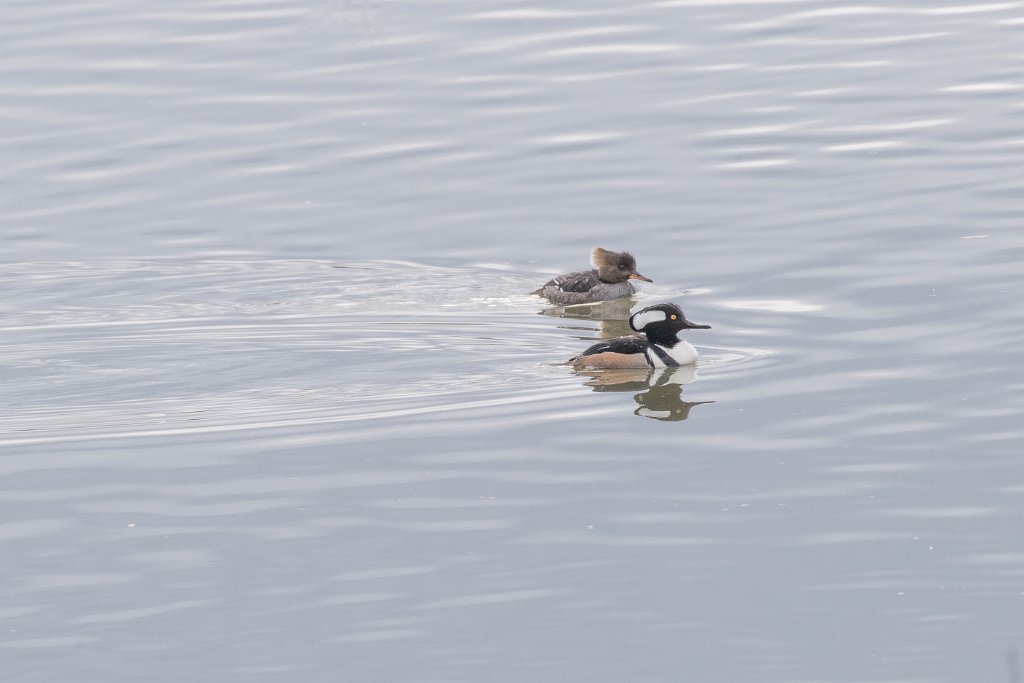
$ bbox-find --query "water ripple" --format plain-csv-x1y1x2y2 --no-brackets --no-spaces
4,260,728,445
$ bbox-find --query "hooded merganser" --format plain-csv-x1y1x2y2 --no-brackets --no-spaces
568,302,710,369
535,247,652,305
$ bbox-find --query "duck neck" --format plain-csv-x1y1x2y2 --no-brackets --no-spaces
645,328,680,347
595,267,627,284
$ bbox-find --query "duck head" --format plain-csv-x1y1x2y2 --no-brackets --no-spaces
629,302,710,346
591,247,653,285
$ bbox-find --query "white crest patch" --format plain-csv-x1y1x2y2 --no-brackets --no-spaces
631,309,667,331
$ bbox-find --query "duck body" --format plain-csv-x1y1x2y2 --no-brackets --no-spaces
569,302,710,369
536,272,637,305
536,247,651,305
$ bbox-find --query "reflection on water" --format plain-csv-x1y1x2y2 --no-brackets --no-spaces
537,296,635,323
543,312,634,341
575,366,713,422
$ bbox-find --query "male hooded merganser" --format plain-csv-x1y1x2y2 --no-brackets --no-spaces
568,302,710,369
535,247,653,305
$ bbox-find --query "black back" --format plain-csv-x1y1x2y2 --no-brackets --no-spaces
574,335,648,360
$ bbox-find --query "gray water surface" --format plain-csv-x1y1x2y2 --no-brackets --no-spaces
3,1,1024,682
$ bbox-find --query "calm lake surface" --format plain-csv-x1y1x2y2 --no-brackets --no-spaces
3,1,1024,681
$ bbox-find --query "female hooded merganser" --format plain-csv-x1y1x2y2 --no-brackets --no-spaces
535,247,653,305
569,302,710,369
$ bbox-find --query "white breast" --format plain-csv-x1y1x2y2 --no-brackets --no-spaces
665,340,700,366
645,341,700,367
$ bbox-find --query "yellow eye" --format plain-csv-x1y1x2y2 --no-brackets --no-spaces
670,314,677,320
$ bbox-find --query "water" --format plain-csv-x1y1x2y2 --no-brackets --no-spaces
3,1,1024,681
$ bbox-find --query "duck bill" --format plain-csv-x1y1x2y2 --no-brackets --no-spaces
628,272,653,283
681,320,711,330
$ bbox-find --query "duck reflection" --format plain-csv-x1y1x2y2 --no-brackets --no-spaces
574,366,714,421
538,297,634,338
